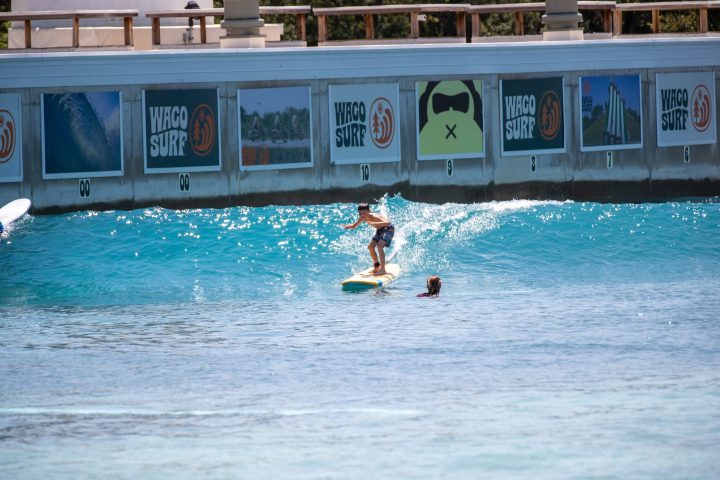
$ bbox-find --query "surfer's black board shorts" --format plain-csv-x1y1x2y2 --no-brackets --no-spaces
372,225,394,246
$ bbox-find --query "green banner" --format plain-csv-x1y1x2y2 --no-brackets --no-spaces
416,80,484,160
144,89,220,172
500,77,565,155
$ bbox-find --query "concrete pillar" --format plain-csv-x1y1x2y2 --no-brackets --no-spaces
542,0,584,41
220,0,265,48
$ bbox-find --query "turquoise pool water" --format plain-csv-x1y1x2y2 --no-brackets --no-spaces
1,197,719,479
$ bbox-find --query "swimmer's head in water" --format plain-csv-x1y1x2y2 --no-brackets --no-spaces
427,276,441,296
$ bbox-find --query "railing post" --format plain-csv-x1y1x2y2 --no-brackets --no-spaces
651,10,659,33
73,16,80,48
365,14,374,40
124,17,133,46
542,0,584,40
24,19,31,48
221,0,265,48
410,11,419,39
318,15,327,43
471,13,482,38
152,17,160,46
296,13,307,41
613,9,622,36
456,12,466,39
603,10,611,33
700,8,708,33
514,12,524,36
200,16,207,44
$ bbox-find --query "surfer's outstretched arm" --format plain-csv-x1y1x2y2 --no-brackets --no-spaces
343,217,363,229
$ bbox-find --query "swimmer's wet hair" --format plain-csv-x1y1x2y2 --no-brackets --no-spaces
357,203,370,211
427,276,442,296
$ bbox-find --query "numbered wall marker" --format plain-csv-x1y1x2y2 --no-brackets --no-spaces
607,151,613,169
79,178,91,198
683,146,690,164
446,159,454,178
360,164,370,183
530,155,537,173
179,173,190,192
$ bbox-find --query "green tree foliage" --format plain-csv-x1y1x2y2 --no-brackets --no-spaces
0,0,10,49
1,1,718,49
616,0,719,35
254,0,720,43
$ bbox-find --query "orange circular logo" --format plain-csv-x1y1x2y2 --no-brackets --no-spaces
539,91,562,141
190,104,215,157
369,97,394,149
691,84,712,132
0,109,16,164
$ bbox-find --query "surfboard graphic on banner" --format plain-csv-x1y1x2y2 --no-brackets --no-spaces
0,93,22,183
656,72,716,147
329,83,400,164
42,91,123,180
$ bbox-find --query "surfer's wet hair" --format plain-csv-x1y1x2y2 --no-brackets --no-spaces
357,203,370,212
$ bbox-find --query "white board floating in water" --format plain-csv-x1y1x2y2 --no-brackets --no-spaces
0,198,31,235
341,263,400,290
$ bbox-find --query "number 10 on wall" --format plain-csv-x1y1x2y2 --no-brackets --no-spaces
360,164,370,183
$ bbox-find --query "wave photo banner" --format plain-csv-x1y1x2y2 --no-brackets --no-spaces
580,75,643,152
0,93,23,183
329,83,400,165
143,88,221,173
500,77,566,156
42,91,123,179
656,72,716,147
416,80,484,160
238,86,313,171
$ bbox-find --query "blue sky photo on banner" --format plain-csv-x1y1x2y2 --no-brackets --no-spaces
500,77,565,156
238,86,313,171
416,80,484,160
0,93,22,183
42,91,122,179
656,72,716,147
143,89,220,173
580,75,642,152
329,83,400,165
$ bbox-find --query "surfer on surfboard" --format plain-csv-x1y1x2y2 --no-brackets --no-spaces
343,203,395,275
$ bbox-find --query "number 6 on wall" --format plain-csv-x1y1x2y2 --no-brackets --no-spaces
446,159,454,178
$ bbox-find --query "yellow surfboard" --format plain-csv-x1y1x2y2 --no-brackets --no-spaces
341,263,400,290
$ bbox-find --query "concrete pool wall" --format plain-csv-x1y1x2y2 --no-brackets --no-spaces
0,37,718,213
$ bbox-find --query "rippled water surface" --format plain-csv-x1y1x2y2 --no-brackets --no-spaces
1,197,719,479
